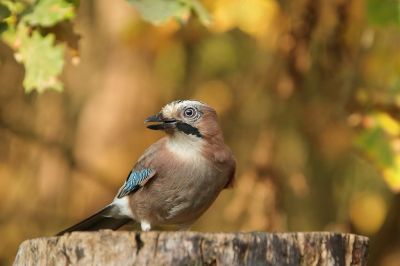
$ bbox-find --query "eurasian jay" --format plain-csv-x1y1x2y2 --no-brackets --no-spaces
56,100,236,235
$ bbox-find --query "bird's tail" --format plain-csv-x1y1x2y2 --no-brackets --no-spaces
55,204,133,236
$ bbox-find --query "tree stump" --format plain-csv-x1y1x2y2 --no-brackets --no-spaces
13,231,369,266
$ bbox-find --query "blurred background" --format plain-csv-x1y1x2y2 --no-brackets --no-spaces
1,0,400,265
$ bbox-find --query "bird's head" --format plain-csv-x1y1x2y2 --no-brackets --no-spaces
144,100,221,139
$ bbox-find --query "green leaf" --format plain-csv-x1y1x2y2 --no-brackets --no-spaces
355,127,395,168
18,29,64,93
1,1,30,16
126,0,184,25
66,0,80,8
0,24,17,47
22,0,75,27
0,3,11,20
0,22,7,34
0,0,78,93
367,0,400,26
172,1,191,25
191,0,213,26
126,0,213,26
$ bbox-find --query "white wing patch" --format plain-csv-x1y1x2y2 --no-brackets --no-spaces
109,197,135,219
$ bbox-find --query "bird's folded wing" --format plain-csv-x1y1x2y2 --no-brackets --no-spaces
116,168,156,198
55,204,132,236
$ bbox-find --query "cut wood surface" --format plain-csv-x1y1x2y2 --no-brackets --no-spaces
14,231,369,266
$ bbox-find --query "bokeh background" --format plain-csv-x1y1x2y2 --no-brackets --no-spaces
1,0,400,265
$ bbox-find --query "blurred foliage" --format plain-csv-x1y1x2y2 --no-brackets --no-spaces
350,192,387,235
126,0,213,26
1,0,400,266
367,0,400,26
0,0,77,93
0,0,211,93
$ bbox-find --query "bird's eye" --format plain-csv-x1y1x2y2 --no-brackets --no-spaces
183,107,196,118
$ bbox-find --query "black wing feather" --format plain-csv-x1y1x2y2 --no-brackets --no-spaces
55,204,131,236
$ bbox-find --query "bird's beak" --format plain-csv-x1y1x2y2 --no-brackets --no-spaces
144,113,177,130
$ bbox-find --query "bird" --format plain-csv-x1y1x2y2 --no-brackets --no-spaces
56,100,236,235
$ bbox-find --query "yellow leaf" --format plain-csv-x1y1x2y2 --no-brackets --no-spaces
375,112,400,136
212,0,279,38
383,155,400,192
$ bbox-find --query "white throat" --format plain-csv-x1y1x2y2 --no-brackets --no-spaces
166,132,204,162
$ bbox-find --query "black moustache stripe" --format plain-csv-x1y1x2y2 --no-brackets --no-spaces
176,122,202,138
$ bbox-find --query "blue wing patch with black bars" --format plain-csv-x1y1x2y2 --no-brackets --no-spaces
116,168,156,199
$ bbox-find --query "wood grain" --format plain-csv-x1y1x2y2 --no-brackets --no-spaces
14,231,369,266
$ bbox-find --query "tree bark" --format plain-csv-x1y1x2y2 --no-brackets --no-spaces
13,231,368,266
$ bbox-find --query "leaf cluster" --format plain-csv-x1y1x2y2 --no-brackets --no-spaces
0,0,212,93
0,0,79,92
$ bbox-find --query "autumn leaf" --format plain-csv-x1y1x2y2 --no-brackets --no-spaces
21,0,75,27
126,0,212,26
17,30,64,93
